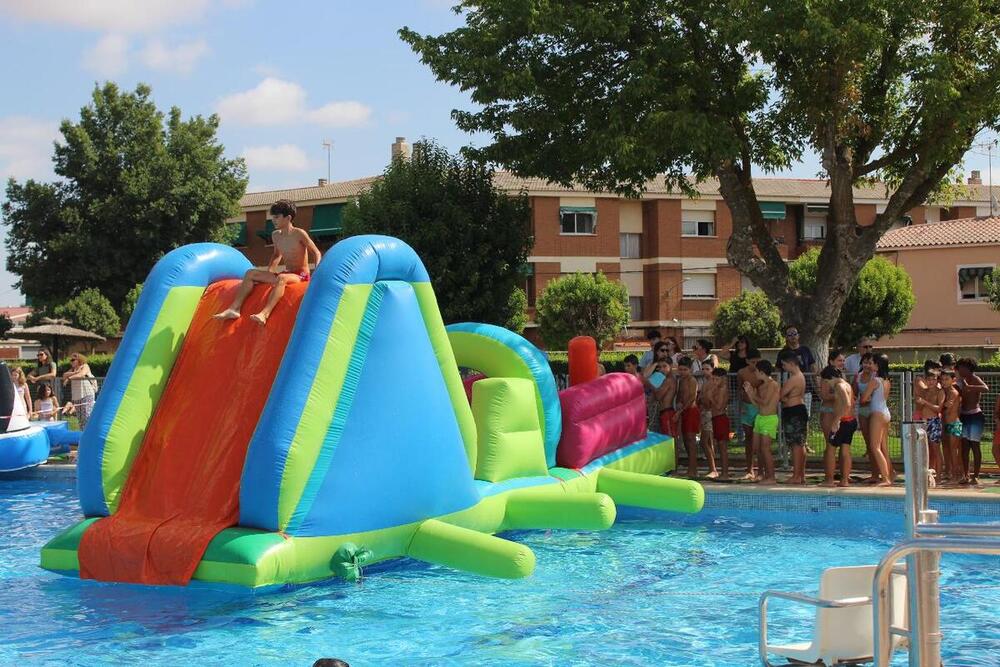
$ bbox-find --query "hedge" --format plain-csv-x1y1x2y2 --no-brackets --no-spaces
7,353,115,377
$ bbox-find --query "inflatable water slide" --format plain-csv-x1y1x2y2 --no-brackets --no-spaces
41,236,702,588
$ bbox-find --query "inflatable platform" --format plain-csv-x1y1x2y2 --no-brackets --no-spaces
41,236,702,588
0,362,79,472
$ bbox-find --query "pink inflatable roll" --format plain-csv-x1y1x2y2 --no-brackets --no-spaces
568,336,599,386
556,372,646,469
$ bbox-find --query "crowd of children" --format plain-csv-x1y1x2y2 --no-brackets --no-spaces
624,331,1000,487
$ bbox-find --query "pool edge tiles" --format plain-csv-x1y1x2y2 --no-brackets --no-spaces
701,482,1000,518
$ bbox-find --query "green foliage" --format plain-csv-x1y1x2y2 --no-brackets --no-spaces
0,313,13,340
9,353,115,377
789,249,915,347
505,287,528,334
2,82,247,312
534,272,629,349
342,139,533,326
54,288,121,338
710,291,783,348
121,283,143,324
986,268,1000,312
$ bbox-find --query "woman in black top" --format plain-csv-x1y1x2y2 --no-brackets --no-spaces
728,336,753,373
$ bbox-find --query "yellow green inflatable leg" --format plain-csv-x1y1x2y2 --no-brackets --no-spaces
504,489,617,531
407,518,535,579
596,468,704,513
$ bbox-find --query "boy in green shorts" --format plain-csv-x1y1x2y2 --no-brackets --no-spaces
744,359,779,485
736,349,762,479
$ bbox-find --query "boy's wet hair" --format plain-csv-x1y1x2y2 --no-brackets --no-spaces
313,660,350,667
747,348,762,361
956,357,978,372
940,369,956,379
677,356,693,368
270,198,297,220
923,359,942,374
820,365,842,380
623,354,639,366
939,353,956,366
756,359,774,376
777,349,800,366
712,367,727,377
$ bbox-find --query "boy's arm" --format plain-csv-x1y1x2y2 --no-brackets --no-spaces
924,389,944,415
962,375,989,395
678,378,696,410
267,240,283,271
300,229,322,265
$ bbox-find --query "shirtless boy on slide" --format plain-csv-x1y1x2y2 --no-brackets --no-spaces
214,199,322,325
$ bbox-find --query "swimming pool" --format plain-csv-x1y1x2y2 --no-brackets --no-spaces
2,479,998,666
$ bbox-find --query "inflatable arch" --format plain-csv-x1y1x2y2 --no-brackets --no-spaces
42,235,702,589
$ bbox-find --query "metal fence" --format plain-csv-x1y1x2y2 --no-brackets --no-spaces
556,371,999,470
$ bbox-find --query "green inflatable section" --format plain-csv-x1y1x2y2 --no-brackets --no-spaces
471,378,548,482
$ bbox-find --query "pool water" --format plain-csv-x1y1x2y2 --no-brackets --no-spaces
2,479,998,666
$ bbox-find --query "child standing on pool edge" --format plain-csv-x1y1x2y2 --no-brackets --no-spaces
214,199,322,325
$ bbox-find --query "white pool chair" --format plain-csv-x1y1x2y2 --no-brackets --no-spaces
759,565,908,666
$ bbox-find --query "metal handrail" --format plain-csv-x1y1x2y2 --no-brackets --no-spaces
873,536,1000,667
914,523,1000,538
758,590,875,667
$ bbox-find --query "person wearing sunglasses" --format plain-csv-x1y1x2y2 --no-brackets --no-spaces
26,348,57,401
843,337,873,381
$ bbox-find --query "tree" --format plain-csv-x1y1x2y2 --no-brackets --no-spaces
402,2,1000,361
121,283,143,324
2,82,247,312
54,288,121,339
342,139,533,325
505,287,528,334
986,268,1000,312
710,291,782,349
788,249,915,347
535,272,629,349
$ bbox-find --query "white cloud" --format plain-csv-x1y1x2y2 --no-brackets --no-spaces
140,38,210,75
0,116,60,183
304,101,372,128
0,0,213,33
241,144,311,172
216,78,372,128
253,63,281,78
82,34,129,77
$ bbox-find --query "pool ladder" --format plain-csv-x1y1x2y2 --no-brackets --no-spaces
758,422,1000,666
871,422,1000,667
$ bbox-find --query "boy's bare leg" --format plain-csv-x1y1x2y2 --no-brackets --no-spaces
214,270,276,319
685,433,698,478
960,438,972,484
701,427,718,477
717,437,730,479
838,445,852,486
789,445,806,484
758,435,776,484
822,444,837,486
251,274,299,325
969,442,983,484
743,424,756,479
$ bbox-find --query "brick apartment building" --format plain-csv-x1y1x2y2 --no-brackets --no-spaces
232,140,1000,347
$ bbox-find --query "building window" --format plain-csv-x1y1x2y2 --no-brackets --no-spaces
560,207,596,234
802,220,826,240
619,233,642,258
629,296,643,321
682,273,716,299
681,220,716,237
958,266,994,301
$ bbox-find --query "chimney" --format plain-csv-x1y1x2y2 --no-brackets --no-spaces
968,170,982,185
391,136,411,162
318,178,328,186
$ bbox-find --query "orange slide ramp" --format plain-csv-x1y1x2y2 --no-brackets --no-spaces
78,280,306,585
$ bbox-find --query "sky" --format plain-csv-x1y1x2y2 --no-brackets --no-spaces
0,0,998,306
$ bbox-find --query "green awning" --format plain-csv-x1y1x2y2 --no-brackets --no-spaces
760,202,787,220
311,204,344,238
959,266,994,283
256,219,275,240
230,221,247,246
518,262,535,277
560,206,597,213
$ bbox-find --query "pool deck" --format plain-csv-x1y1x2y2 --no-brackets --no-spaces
695,474,1000,504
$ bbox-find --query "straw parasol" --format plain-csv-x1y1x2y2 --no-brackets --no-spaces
10,318,106,362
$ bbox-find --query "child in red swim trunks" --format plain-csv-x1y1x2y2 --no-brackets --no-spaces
214,199,321,325
675,356,701,478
